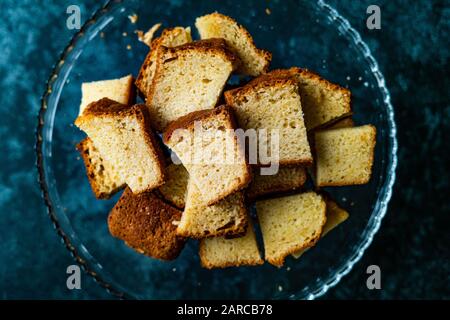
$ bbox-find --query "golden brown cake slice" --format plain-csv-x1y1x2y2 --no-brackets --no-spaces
292,198,349,258
136,27,192,99
246,166,307,201
108,188,185,260
76,137,125,199
195,12,271,76
314,125,376,187
256,191,326,267
158,162,189,209
177,178,248,239
146,39,237,131
75,98,165,194
256,68,352,130
79,75,135,115
199,218,263,269
224,74,312,166
163,105,251,205
322,116,354,130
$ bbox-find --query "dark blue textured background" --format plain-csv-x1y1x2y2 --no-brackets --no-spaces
0,0,448,299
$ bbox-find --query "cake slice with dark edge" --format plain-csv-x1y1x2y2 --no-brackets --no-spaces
158,162,189,209
224,74,312,166
136,26,192,100
292,197,349,259
146,38,238,131
108,188,185,260
79,74,135,116
163,105,251,206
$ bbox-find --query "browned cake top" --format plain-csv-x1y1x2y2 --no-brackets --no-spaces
108,188,185,260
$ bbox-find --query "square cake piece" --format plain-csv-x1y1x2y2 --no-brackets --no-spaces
146,39,237,131
292,198,349,259
260,68,352,130
76,137,125,199
177,178,248,238
158,162,189,209
108,188,185,260
195,12,271,76
163,105,251,205
224,75,312,166
79,75,135,115
314,125,376,187
246,166,307,201
256,192,326,267
199,218,263,269
75,98,165,194
136,26,192,99
76,75,135,198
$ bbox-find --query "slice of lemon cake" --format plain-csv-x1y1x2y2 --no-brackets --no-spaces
108,188,185,260
195,12,271,76
199,218,263,269
177,179,248,238
163,105,251,205
314,125,376,187
146,39,237,131
225,74,312,165
256,191,326,267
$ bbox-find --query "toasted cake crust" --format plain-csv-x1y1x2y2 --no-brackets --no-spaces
246,166,307,201
256,192,327,267
195,12,271,76
163,105,252,205
76,138,125,199
224,75,313,166
292,196,349,259
108,188,185,260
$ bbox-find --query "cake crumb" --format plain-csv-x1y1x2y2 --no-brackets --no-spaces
172,267,177,272
286,267,291,271
126,44,132,50
135,23,162,47
265,8,271,15
128,14,138,24
122,32,128,37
